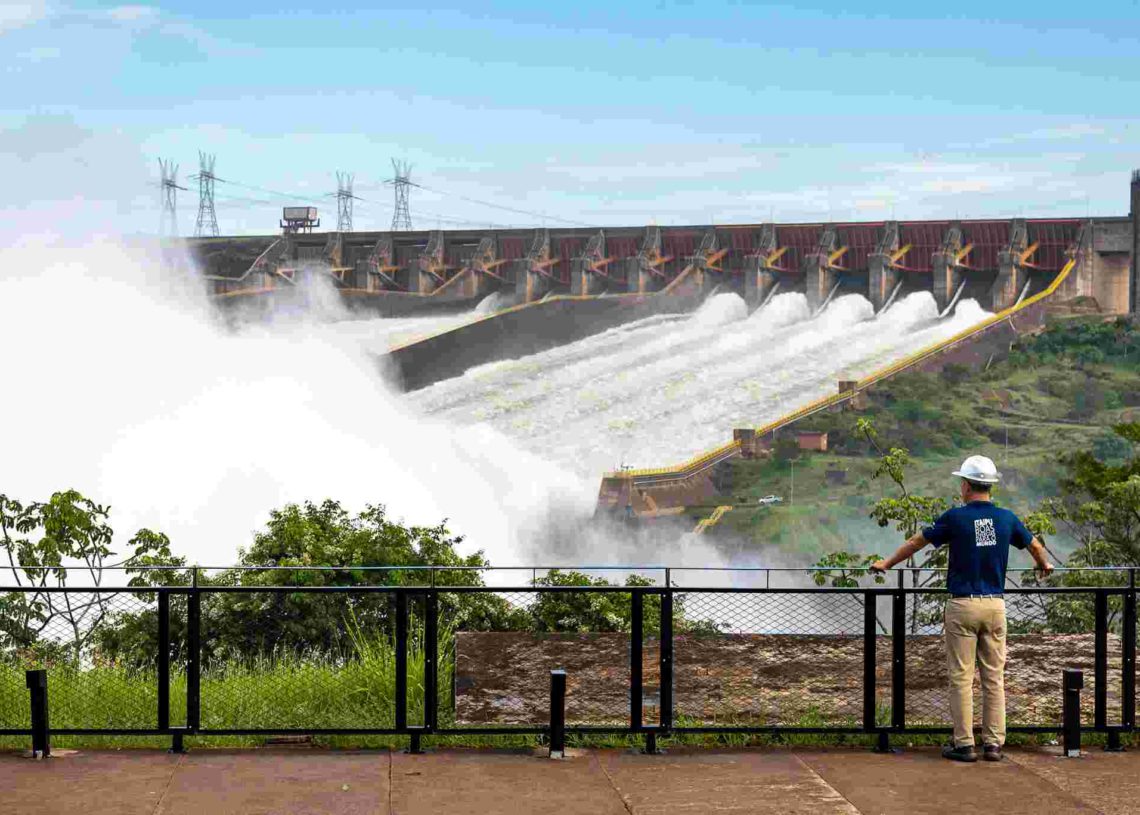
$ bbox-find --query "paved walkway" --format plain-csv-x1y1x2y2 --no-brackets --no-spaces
2,745,1139,814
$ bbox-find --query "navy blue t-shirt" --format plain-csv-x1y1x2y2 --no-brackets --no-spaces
922,501,1033,596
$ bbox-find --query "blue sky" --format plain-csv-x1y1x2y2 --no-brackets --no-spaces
2,1,1139,236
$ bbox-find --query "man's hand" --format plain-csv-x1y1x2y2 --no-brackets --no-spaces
870,560,890,574
1037,561,1055,578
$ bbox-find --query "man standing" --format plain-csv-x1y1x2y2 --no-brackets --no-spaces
871,455,1054,763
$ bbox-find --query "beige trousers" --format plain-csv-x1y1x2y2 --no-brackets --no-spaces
944,597,1007,748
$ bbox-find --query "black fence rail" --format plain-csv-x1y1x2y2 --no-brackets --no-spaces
0,567,1136,753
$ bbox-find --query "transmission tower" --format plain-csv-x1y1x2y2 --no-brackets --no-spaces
336,171,355,232
387,159,414,231
191,152,220,237
158,158,186,238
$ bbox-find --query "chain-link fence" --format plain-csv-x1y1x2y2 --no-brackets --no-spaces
673,591,870,727
0,569,1136,744
0,589,161,731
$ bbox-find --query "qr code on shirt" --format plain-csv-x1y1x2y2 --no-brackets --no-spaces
974,518,997,547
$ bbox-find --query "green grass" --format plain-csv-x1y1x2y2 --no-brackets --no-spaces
0,626,443,750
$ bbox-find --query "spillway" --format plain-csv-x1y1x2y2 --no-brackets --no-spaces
403,291,990,477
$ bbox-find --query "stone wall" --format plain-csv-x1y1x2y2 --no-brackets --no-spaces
455,631,1121,727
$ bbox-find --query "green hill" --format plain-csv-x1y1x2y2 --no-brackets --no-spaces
698,316,1140,563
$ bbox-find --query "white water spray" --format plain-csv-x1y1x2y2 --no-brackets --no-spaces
408,289,990,477
0,240,585,566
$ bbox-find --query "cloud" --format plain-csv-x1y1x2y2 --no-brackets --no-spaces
0,1,47,34
0,113,152,241
871,160,990,176
918,176,1018,195
949,123,1108,151
106,5,159,24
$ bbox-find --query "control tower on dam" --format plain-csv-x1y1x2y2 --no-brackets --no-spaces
190,205,1139,320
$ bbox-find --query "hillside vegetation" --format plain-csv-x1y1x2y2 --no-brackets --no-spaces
704,316,1140,562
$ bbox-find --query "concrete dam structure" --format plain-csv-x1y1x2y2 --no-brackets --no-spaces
191,211,1136,320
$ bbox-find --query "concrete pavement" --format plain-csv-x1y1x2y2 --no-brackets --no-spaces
2,745,1138,814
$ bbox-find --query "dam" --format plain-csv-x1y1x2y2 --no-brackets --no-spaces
183,176,1140,516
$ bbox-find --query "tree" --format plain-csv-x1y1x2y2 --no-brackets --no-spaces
1012,423,1139,634
527,570,720,635
1041,422,1140,567
810,552,885,589
809,419,949,631
773,437,801,463
0,490,181,664
97,500,524,668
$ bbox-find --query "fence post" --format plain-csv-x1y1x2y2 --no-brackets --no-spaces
659,584,674,733
1095,590,1108,733
890,573,906,732
1063,668,1083,757
395,591,408,732
424,589,438,733
186,573,201,734
863,589,890,752
157,590,170,733
25,669,49,759
1123,571,1137,734
549,670,566,759
630,590,643,733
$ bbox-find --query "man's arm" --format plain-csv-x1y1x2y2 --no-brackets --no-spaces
871,532,929,573
1026,537,1055,576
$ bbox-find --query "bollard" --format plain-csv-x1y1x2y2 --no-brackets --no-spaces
549,670,566,759
1062,668,1083,757
25,669,50,759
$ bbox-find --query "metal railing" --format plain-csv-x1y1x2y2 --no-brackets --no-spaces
0,566,1135,752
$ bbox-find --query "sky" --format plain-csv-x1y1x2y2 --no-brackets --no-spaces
2,1,1139,237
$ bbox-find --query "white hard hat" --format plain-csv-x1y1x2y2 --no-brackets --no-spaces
953,455,1001,485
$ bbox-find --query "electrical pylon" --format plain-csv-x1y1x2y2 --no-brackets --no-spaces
158,158,186,238
388,159,413,231
336,171,354,232
191,152,219,237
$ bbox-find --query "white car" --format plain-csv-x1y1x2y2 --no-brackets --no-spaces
757,495,783,505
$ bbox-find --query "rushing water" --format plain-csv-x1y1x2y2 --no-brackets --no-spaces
406,290,990,477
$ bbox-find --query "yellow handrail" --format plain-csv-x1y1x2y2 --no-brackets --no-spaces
610,258,1075,481
693,505,733,535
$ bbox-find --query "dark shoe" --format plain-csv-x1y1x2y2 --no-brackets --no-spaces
942,744,978,763
983,745,1003,762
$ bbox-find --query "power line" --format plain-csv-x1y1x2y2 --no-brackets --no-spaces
415,183,592,227
157,158,186,238
214,177,312,203
387,158,414,231
190,152,219,237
